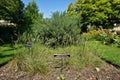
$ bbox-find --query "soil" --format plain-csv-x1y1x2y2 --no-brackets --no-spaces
0,60,120,80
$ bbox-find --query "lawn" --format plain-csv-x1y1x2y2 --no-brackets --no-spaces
87,41,120,67
0,44,25,66
0,45,14,65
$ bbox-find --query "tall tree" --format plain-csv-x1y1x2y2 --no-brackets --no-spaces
67,0,120,31
24,0,43,31
24,0,39,22
21,0,43,43
109,0,120,24
0,0,24,43
0,0,24,24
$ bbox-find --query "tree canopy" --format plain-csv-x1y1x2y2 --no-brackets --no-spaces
23,0,43,34
67,0,120,29
0,0,24,24
24,0,40,22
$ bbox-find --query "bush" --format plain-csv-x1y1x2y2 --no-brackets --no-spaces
82,30,103,40
114,36,120,47
82,29,117,45
39,12,81,47
17,12,81,47
116,30,120,35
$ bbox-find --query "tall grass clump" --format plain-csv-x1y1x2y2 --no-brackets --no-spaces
76,36,104,69
13,43,48,75
11,38,104,75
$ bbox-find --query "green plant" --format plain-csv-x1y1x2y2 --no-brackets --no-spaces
38,12,81,47
114,36,120,47
82,30,104,40
95,29,115,45
0,43,25,66
60,74,65,80
14,43,48,74
87,41,120,67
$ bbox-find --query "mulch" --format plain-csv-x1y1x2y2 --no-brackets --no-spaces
0,61,120,80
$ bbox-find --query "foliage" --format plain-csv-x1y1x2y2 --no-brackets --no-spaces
24,0,39,22
116,30,120,35
67,3,77,18
60,74,65,80
97,30,115,45
82,30,104,40
114,35,120,47
0,0,43,44
82,29,119,45
18,11,81,47
17,0,44,44
0,0,24,23
39,12,81,47
0,0,24,43
67,0,120,31
0,26,17,44
23,0,43,32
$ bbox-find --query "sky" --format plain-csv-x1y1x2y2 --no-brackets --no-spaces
22,0,75,18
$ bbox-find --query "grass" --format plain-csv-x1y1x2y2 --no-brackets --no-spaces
0,45,14,65
0,44,26,66
12,42,104,75
87,41,120,67
0,41,104,75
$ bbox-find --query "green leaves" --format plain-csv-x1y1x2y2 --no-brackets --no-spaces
24,0,39,22
38,12,81,47
0,0,24,23
67,0,120,30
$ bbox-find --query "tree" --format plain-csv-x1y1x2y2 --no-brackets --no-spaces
109,0,120,24
24,0,43,31
0,0,24,24
67,0,120,31
0,0,24,43
19,0,44,43
24,0,40,22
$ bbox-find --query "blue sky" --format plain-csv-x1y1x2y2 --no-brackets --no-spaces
22,0,75,18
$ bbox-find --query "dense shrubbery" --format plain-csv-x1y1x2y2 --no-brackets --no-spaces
82,30,103,40
83,29,120,46
17,12,81,48
39,13,81,47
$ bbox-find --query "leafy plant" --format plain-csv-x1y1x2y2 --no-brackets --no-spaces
39,12,81,47
114,36,120,47
60,74,65,80
67,0,120,29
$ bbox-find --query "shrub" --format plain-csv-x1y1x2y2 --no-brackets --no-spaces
114,36,120,47
115,30,120,35
17,12,81,47
39,12,81,47
82,30,103,40
82,29,118,45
